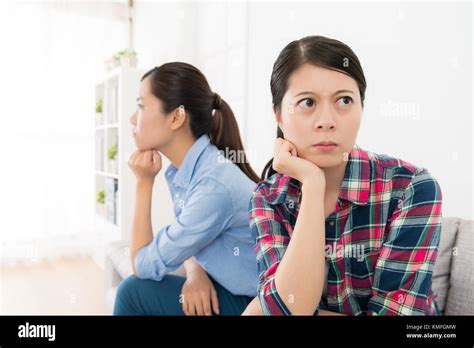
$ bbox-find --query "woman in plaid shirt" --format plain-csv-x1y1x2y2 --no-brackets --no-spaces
244,36,442,316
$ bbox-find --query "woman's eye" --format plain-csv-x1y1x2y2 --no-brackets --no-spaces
298,98,315,109
337,96,353,106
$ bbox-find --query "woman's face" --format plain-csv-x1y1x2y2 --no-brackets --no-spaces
276,63,362,168
129,76,174,151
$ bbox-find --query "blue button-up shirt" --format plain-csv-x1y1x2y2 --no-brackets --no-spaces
134,134,258,297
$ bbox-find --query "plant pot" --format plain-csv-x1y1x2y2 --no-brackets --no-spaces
95,112,103,126
108,159,118,174
105,58,120,72
120,55,137,68
97,203,106,217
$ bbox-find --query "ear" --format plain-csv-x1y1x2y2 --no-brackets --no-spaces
273,104,283,129
170,105,187,130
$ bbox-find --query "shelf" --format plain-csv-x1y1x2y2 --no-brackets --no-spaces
95,123,119,130
94,67,145,245
95,170,119,179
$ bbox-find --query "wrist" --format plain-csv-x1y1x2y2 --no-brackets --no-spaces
136,178,154,188
186,266,205,280
184,259,203,274
301,176,325,196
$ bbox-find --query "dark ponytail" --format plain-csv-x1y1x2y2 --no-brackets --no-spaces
142,62,259,183
262,35,367,180
210,94,259,182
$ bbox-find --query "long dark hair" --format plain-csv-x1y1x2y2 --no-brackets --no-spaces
142,62,259,183
262,35,367,180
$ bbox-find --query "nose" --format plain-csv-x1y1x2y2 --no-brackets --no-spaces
313,103,336,131
129,111,137,126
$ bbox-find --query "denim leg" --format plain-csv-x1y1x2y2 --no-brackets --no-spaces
209,277,253,315
113,274,186,315
113,274,253,316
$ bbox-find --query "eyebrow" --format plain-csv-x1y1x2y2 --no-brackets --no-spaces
294,89,356,98
136,97,142,102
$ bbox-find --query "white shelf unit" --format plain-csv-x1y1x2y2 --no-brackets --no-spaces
93,67,145,269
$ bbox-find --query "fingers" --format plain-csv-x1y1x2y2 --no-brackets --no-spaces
182,297,189,315
128,150,139,168
211,288,220,315
203,297,212,316
143,149,152,164
274,137,285,157
186,298,196,316
194,296,204,316
152,150,161,168
181,281,216,316
280,139,296,156
274,138,297,158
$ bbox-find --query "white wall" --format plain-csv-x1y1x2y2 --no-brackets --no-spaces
133,1,472,220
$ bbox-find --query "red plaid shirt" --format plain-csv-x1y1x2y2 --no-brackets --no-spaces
249,145,442,315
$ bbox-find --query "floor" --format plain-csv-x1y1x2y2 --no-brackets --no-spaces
1,256,106,315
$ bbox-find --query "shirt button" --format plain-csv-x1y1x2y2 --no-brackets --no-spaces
329,221,335,226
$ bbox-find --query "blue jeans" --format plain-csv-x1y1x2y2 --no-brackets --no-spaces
113,274,253,316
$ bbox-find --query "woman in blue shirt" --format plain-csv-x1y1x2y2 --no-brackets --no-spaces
113,62,259,316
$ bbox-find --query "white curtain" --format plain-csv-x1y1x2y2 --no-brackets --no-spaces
0,1,127,265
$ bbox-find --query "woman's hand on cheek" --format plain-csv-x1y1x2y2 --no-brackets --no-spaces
128,149,162,183
273,138,325,190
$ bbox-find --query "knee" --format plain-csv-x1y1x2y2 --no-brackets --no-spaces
113,275,144,315
115,275,141,303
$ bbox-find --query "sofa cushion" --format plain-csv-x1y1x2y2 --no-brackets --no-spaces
106,240,133,279
445,219,474,315
432,217,460,314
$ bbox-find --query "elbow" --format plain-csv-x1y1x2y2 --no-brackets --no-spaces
258,278,292,316
130,249,166,282
266,275,320,316
130,252,140,277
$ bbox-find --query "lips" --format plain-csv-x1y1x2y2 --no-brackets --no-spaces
314,141,337,146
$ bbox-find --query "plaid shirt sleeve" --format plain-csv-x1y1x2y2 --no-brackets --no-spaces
249,189,292,315
249,183,319,316
367,169,443,316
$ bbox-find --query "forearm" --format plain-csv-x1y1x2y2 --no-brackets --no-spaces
130,179,155,275
274,182,326,315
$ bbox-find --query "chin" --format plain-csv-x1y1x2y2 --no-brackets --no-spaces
133,139,149,151
304,153,344,168
133,139,144,150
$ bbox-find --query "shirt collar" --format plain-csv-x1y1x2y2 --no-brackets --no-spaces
338,144,371,206
262,143,371,206
165,134,211,189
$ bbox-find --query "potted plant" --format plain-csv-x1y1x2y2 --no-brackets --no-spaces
116,50,137,68
96,190,105,216
95,98,103,126
108,143,118,174
105,50,138,71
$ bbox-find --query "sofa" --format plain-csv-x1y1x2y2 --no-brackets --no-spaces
104,217,473,315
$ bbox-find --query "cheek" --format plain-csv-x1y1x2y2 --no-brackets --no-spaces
138,112,159,134
135,113,158,146
338,111,361,151
342,110,361,136
280,114,313,150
